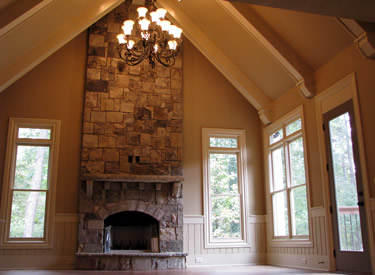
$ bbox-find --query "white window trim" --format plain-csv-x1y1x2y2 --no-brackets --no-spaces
263,106,313,247
202,128,250,248
0,118,61,248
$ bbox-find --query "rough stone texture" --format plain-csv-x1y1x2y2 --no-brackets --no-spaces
78,2,185,270
81,1,183,178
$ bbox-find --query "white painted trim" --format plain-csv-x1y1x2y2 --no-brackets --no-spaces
314,73,375,272
337,18,375,59
267,253,329,272
186,253,266,267
157,0,272,117
263,106,313,247
184,215,204,224
202,128,250,248
311,207,326,218
0,0,55,38
217,0,315,98
0,117,61,249
249,215,266,224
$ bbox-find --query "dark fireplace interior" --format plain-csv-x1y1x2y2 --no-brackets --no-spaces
104,211,159,252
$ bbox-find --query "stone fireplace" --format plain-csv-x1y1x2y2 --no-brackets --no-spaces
76,1,186,270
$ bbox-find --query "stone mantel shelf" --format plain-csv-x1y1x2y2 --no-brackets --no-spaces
81,174,184,183
81,174,184,198
76,252,188,257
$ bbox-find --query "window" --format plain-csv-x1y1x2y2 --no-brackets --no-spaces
202,128,249,248
0,118,60,247
264,107,311,244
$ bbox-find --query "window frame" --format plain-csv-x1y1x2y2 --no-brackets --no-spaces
264,106,313,247
202,128,249,248
0,118,61,248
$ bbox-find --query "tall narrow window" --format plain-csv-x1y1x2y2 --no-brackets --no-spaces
202,128,249,248
264,107,311,243
0,118,60,247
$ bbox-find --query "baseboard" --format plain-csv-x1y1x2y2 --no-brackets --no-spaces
267,252,329,271
0,256,76,270
186,252,266,267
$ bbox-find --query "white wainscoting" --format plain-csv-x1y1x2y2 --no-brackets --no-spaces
0,214,79,270
267,207,329,271
183,215,266,267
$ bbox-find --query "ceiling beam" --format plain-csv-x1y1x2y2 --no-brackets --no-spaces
158,0,273,124
219,0,315,98
227,0,375,23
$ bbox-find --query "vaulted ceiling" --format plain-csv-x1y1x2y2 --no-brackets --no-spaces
0,0,374,124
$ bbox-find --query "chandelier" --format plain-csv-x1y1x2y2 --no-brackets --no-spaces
117,0,183,68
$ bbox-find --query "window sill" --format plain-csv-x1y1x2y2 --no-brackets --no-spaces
1,239,53,249
268,238,313,248
205,239,251,249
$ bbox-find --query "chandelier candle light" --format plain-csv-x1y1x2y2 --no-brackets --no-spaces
117,0,183,68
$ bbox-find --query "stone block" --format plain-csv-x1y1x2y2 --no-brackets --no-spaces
154,107,168,120
116,74,130,88
120,102,134,112
83,243,102,253
168,257,185,269
87,220,104,230
119,257,131,270
86,79,109,93
171,68,182,80
83,122,94,134
85,161,104,174
140,190,155,202
88,46,106,57
99,136,116,148
87,56,107,69
90,148,103,161
116,136,127,148
107,112,123,123
127,132,140,145
87,68,101,80
100,98,114,111
109,87,124,99
120,158,131,172
101,67,116,81
156,191,168,204
83,134,98,148
124,190,139,200
152,137,165,150
105,162,120,173
155,78,170,89
142,81,155,92
136,200,147,212
140,133,151,146
135,107,152,120
160,227,176,241
91,111,107,123
81,149,89,161
89,34,105,47
103,149,119,161
173,103,183,118
170,133,183,148
152,258,168,270
132,258,152,270
107,22,120,33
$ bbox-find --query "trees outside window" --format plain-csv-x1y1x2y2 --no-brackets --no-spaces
0,118,60,247
264,107,311,243
202,128,249,248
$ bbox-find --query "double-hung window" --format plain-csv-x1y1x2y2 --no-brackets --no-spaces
202,128,249,248
0,118,60,247
264,107,311,243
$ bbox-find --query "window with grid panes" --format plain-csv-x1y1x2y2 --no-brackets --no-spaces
265,109,310,241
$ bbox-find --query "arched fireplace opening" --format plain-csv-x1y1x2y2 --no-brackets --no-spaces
104,211,159,253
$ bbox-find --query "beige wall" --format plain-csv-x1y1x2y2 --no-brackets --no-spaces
0,31,87,213
270,43,375,208
183,39,265,216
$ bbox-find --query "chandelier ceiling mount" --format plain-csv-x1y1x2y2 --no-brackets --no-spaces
117,0,183,68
